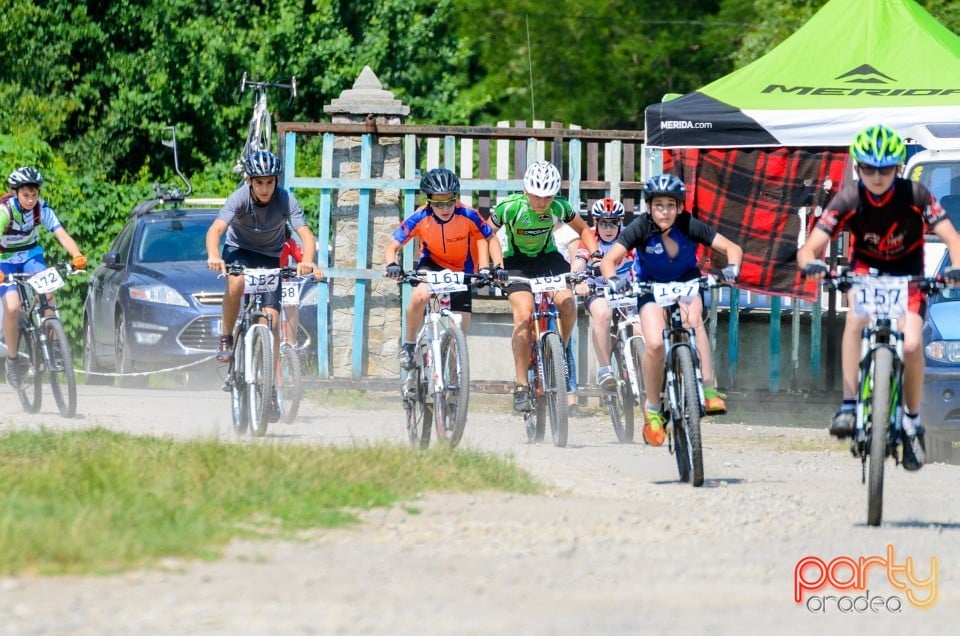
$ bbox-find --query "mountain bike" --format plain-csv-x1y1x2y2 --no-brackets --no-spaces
234,71,296,171
821,270,943,526
223,265,295,436
5,263,85,418
500,273,577,447
277,276,303,423
399,270,473,448
602,284,646,443
635,275,724,487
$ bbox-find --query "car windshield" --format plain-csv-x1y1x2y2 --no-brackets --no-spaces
909,160,960,228
936,252,960,300
137,217,213,263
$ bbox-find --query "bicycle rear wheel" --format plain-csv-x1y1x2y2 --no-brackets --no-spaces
434,325,470,447
543,332,569,447
15,319,41,414
610,343,634,443
278,343,303,423
45,319,77,418
676,347,704,486
629,336,647,417
230,336,248,434
247,325,274,437
867,348,893,527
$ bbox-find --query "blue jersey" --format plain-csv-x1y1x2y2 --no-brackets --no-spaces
616,211,716,282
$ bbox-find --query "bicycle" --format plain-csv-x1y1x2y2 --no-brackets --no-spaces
601,283,646,443
634,275,724,487
222,265,296,436
234,71,296,172
277,276,303,423
399,270,473,449
499,273,576,447
4,262,85,418
820,270,943,526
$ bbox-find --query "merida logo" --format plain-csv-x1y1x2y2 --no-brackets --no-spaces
761,63,960,96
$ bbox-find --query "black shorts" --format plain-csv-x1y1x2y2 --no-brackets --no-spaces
417,257,472,312
223,245,282,311
503,251,570,295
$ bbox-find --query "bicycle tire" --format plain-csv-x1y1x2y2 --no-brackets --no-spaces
677,346,705,487
543,332,569,447
629,336,647,419
247,325,274,437
867,347,893,527
610,344,634,443
404,366,432,449
670,351,690,483
278,343,303,423
45,319,77,418
230,336,248,434
16,318,41,413
434,325,470,447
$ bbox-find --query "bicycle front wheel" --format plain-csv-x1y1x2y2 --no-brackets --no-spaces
278,343,303,423
610,343,634,443
247,325,274,437
16,319,41,413
405,366,432,449
230,336,248,434
434,325,470,447
676,346,704,487
45,319,77,418
868,347,894,527
543,332,569,447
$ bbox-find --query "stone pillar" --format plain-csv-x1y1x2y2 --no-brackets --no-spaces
323,66,410,377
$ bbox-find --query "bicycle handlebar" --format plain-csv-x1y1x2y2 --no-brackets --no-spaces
813,270,946,295
239,71,297,104
222,264,302,280
397,270,487,287
0,262,87,284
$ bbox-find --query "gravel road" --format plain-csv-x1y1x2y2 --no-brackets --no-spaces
1,385,958,635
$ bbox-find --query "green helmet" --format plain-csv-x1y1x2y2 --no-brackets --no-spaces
849,125,906,168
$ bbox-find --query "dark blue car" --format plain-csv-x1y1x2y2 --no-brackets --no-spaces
921,251,960,463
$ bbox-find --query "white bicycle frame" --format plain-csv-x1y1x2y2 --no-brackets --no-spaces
606,286,645,399
420,299,463,395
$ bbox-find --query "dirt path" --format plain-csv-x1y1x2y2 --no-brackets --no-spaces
1,386,957,635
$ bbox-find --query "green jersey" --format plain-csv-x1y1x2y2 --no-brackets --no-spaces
490,193,575,258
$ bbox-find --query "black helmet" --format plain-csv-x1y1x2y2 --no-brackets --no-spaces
8,167,44,189
420,168,460,196
242,150,281,178
642,174,685,203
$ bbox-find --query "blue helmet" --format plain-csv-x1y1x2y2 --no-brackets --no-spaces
642,174,685,203
849,124,906,168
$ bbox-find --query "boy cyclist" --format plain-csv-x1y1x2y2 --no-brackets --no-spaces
384,168,505,369
600,174,742,446
797,124,960,470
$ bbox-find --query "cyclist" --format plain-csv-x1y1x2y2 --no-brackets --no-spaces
488,160,600,413
0,167,87,389
797,124,960,470
279,223,304,347
571,198,637,391
384,168,505,370
206,150,323,421
600,174,742,446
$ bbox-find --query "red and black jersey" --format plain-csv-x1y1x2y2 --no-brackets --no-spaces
815,179,947,276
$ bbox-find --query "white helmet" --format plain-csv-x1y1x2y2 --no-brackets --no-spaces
523,161,561,197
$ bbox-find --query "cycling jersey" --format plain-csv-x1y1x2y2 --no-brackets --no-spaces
217,185,308,258
816,179,946,276
617,211,715,282
391,204,493,273
575,235,637,280
0,194,63,264
490,193,576,258
280,237,303,266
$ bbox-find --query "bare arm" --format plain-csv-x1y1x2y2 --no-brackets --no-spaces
795,227,832,276
486,234,504,268
52,227,82,260
600,244,628,279
294,225,322,278
206,219,229,274
567,215,598,256
933,220,960,270
711,233,743,268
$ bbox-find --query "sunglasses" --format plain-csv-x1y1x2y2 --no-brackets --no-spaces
597,220,621,229
857,164,897,177
428,198,457,209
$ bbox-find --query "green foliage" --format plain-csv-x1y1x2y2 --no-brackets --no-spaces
0,428,539,574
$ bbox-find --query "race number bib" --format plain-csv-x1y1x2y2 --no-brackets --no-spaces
651,280,700,307
281,280,300,306
27,267,65,294
530,275,567,294
243,268,280,295
425,270,468,293
608,294,638,310
851,277,908,320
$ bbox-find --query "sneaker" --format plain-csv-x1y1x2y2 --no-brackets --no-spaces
830,408,856,439
217,335,233,364
513,384,534,413
6,357,21,390
268,388,281,423
643,408,666,446
901,426,926,471
703,386,726,414
597,368,617,392
398,343,417,370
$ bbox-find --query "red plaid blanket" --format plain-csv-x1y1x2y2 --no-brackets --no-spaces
664,148,849,301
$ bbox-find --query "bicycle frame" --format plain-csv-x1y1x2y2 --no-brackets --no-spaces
606,289,645,402
660,300,706,422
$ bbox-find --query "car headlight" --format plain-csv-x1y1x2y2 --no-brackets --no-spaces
925,340,960,363
128,284,189,307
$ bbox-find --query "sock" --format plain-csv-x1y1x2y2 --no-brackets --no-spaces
402,340,415,348
840,398,856,412
598,365,611,376
646,403,660,414
902,411,919,435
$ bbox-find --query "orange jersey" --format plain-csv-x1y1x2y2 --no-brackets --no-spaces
391,205,493,272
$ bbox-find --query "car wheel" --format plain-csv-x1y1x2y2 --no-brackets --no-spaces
82,318,111,386
115,312,149,389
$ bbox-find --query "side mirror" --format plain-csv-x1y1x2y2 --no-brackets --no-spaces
102,252,123,270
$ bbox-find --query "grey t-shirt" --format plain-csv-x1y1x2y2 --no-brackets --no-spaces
217,185,308,257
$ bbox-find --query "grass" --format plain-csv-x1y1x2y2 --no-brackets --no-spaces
0,428,539,575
